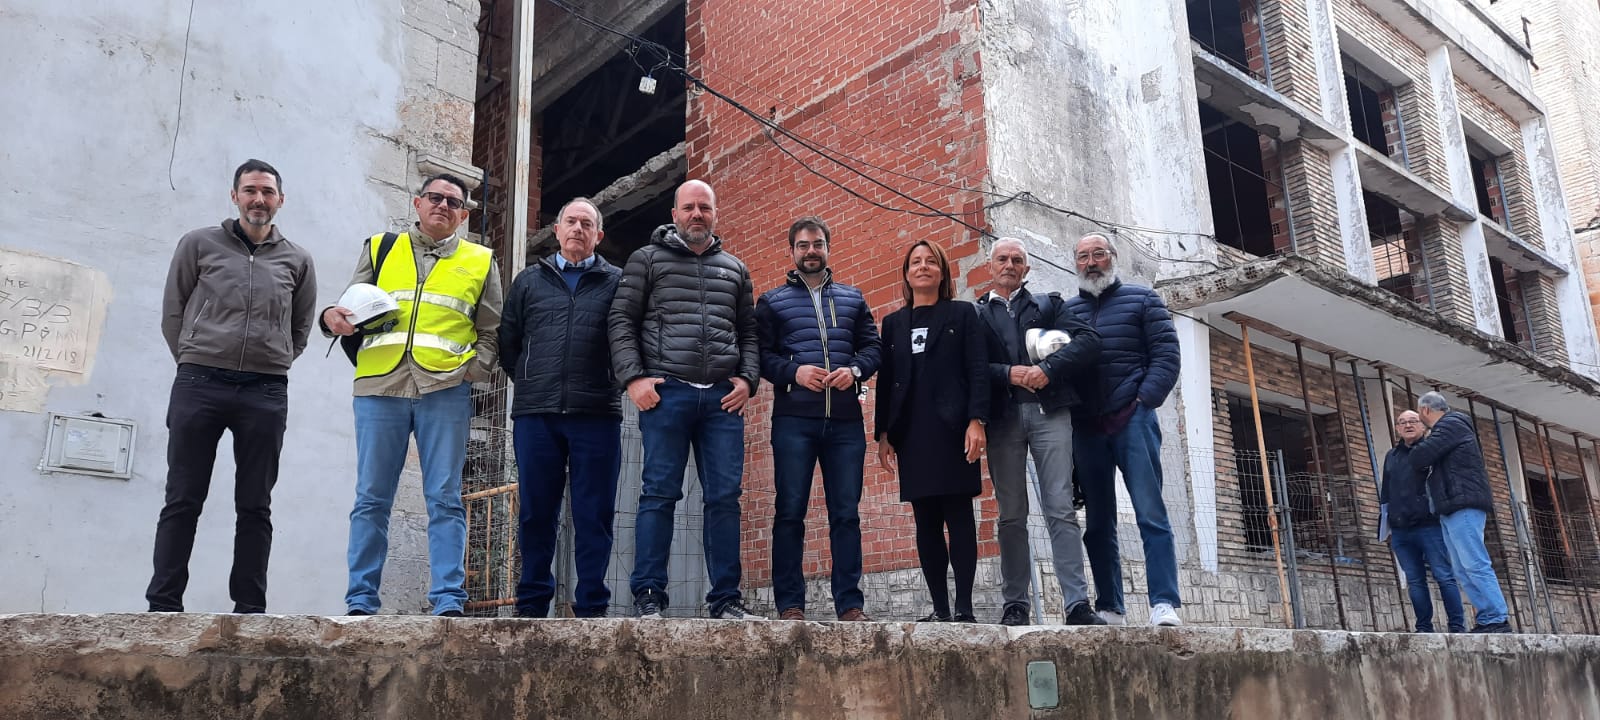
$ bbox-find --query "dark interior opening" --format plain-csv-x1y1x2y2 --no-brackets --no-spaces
1200,101,1279,257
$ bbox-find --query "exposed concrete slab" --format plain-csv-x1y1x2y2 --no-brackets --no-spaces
1159,255,1600,436
2,613,1598,719
529,0,679,115
1190,44,1342,147
1352,142,1476,222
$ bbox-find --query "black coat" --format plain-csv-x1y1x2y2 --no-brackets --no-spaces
607,225,760,388
1380,442,1437,530
976,287,1101,424
1409,411,1495,516
499,255,622,417
874,299,989,443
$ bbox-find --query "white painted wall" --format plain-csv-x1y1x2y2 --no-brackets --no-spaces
0,0,477,613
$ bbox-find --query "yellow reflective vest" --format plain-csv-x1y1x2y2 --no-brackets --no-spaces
355,233,493,379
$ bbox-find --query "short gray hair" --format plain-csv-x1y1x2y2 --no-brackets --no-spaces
1076,233,1117,256
1418,391,1450,413
989,236,1028,261
556,197,604,231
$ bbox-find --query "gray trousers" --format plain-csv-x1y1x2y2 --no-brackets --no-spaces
987,403,1091,610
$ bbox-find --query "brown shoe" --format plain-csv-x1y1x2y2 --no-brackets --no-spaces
779,607,806,621
837,608,871,622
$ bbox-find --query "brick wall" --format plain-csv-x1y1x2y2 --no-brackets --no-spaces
1332,0,1450,186
470,0,548,265
1456,79,1545,247
1257,0,1320,108
1279,140,1346,266
687,0,992,583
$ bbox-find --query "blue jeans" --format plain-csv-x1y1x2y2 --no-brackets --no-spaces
346,383,472,615
1439,507,1509,626
1391,524,1466,632
513,414,621,617
1076,404,1181,611
770,415,866,615
631,378,746,613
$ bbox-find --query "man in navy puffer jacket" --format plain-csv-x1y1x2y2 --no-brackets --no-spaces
500,197,622,618
1062,233,1184,627
756,216,882,621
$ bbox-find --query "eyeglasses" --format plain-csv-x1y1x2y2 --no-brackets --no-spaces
421,191,465,210
1396,420,1423,426
1075,249,1111,262
794,241,828,252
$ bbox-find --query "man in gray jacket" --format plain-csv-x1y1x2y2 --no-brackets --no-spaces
608,180,762,620
148,159,318,613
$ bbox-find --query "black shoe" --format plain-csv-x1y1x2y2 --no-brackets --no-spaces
1064,602,1107,626
953,612,978,623
1471,621,1513,634
514,609,547,619
438,609,464,618
573,607,608,619
635,590,665,619
345,608,373,617
916,611,953,622
999,603,1030,627
710,600,767,621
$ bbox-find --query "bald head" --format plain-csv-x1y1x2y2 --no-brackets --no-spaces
672,180,718,248
1395,410,1425,444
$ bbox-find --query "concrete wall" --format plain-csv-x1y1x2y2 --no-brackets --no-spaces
0,0,479,614
4,614,1599,719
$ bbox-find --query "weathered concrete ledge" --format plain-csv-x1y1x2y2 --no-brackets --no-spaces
2,614,1597,719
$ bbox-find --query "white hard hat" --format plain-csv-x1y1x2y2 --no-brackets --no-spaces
1025,328,1072,363
337,283,399,328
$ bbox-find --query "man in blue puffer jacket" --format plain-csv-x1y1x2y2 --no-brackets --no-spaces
1062,233,1184,627
756,216,882,621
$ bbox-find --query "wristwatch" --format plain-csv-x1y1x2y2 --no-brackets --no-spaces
849,366,862,378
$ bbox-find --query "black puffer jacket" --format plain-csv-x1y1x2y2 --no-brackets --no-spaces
1410,411,1495,516
499,255,622,417
976,287,1101,423
608,225,759,388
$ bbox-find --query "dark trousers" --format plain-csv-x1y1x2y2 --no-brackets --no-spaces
770,415,866,616
910,494,977,617
146,365,288,613
513,413,621,617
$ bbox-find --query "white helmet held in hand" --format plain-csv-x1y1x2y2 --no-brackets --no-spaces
1025,328,1072,363
337,283,399,328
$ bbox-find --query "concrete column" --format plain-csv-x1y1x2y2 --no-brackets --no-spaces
1303,0,1374,282
1173,314,1217,572
1428,46,1504,337
1520,116,1600,378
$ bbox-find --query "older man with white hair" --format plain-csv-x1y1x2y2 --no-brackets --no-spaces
975,237,1104,626
1409,391,1511,633
1062,233,1183,627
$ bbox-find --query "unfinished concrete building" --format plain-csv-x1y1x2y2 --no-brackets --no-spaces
466,0,1600,631
1485,0,1600,341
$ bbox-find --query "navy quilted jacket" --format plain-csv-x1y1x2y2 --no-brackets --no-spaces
1062,280,1181,418
756,269,882,419
499,255,622,417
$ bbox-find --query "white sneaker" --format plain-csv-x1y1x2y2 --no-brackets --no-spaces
1150,603,1182,627
1098,610,1126,626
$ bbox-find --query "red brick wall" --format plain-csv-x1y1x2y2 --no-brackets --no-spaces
686,0,993,582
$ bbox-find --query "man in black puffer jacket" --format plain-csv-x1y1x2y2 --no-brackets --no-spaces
1062,233,1183,627
755,216,881,622
608,180,763,621
1381,410,1466,633
1411,391,1510,633
500,197,622,619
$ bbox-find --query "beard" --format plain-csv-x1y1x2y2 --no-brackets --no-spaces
1077,270,1117,296
677,224,712,245
242,207,273,227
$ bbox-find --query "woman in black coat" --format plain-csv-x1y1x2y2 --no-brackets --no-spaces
874,239,989,622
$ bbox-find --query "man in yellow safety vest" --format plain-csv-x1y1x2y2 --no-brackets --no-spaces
321,173,503,616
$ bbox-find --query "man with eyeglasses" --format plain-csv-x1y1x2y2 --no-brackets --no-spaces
321,173,503,616
1062,233,1183,627
755,216,881,621
1381,410,1466,633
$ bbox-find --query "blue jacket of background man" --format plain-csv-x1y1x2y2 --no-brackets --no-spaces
1380,441,1438,530
1062,279,1181,419
1408,410,1495,516
756,268,882,420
